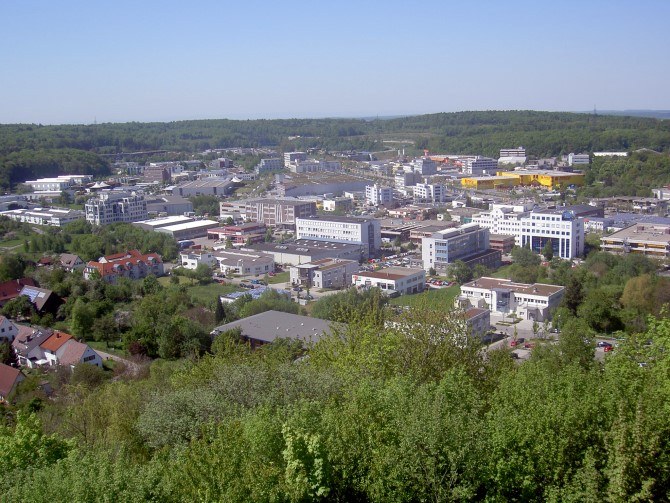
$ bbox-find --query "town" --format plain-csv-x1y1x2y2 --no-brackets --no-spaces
0,113,670,499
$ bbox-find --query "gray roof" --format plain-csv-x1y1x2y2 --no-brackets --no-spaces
211,310,334,345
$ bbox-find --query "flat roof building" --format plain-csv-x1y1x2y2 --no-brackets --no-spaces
85,191,148,225
352,267,425,296
0,207,84,227
248,239,364,265
211,310,332,348
132,215,194,231
601,223,670,258
290,258,359,289
211,249,275,276
155,219,219,240
457,277,564,322
295,216,381,258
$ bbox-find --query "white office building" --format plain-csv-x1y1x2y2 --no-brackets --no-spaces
85,191,148,225
24,175,91,192
456,277,564,321
421,224,491,273
413,183,447,203
284,152,307,167
289,160,341,174
295,216,381,257
0,207,84,227
463,156,498,175
352,267,426,295
256,158,283,173
365,184,393,206
471,205,584,259
179,251,218,270
568,153,590,166
499,147,526,158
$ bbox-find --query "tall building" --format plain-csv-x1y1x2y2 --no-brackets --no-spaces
463,156,498,175
283,151,307,167
242,198,317,227
421,224,494,273
471,205,584,259
295,216,381,257
412,158,437,176
255,158,283,173
289,160,341,174
413,183,446,203
395,171,419,191
365,184,393,206
85,191,148,225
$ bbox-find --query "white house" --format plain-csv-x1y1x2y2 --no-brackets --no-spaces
180,251,218,270
0,316,18,343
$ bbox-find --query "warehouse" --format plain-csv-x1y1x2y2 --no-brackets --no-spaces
155,219,220,240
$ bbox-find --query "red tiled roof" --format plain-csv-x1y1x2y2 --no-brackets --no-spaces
86,250,162,278
0,278,37,303
0,363,22,399
40,331,73,352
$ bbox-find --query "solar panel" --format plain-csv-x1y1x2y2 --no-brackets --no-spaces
22,287,41,302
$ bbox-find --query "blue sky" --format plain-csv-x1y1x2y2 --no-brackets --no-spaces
1,0,668,124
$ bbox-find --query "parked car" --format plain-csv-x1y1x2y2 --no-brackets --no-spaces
292,286,303,292
597,341,612,348
509,337,525,347
604,345,614,353
523,342,535,349
304,294,314,300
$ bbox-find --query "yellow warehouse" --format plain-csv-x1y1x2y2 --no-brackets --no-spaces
461,176,517,190
496,170,585,189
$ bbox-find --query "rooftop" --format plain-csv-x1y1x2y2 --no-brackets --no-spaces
356,267,425,281
462,277,564,297
603,223,670,244
211,310,333,344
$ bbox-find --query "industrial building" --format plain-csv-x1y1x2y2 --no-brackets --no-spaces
207,222,267,245
211,249,275,276
155,219,219,240
496,170,585,189
132,215,193,231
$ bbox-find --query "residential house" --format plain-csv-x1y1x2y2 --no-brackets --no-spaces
19,286,63,316
12,327,102,369
0,363,24,402
0,278,37,307
84,250,164,283
0,316,19,343
59,253,85,272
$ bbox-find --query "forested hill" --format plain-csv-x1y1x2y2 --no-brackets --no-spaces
1,110,670,189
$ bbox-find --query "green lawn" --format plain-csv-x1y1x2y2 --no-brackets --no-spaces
491,265,513,279
389,284,461,310
157,276,243,305
267,271,289,284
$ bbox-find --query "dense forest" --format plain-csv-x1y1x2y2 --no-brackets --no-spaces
1,111,670,189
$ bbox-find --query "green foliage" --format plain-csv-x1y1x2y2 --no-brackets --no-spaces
0,412,71,472
1,295,35,320
0,254,27,282
310,287,388,325
188,195,220,217
447,260,473,284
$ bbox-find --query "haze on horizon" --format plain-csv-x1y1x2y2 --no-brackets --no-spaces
1,0,668,125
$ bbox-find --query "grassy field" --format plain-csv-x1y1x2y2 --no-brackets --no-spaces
267,271,289,284
88,340,128,358
157,276,242,305
389,284,461,310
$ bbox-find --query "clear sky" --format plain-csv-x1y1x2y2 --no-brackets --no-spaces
1,0,669,124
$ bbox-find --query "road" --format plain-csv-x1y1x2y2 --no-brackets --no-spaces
96,349,143,378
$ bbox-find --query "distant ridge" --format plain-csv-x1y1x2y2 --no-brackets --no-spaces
585,110,670,120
